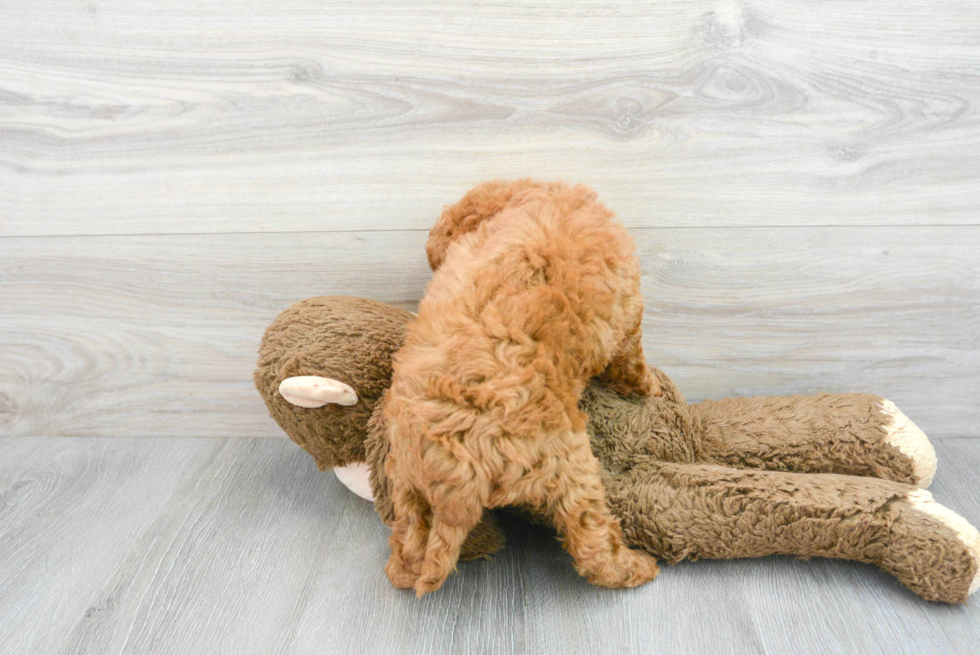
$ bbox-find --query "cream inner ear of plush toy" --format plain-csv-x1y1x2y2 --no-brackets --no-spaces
279,376,358,408
334,462,374,501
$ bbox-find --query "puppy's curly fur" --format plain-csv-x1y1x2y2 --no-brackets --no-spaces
385,179,662,597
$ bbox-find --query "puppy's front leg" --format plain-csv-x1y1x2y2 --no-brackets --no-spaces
548,433,661,588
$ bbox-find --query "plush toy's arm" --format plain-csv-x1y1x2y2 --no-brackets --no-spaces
688,393,937,488
604,462,980,603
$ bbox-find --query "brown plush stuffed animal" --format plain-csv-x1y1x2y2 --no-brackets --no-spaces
255,295,980,603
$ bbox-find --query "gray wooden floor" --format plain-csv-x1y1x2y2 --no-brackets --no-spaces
1,436,978,655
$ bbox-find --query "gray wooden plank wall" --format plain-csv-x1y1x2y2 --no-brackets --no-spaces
1,0,979,441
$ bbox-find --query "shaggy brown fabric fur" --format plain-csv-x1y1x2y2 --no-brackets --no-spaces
583,381,918,484
254,297,414,470
255,295,979,603
694,393,915,480
383,180,663,596
585,377,976,603
605,461,976,603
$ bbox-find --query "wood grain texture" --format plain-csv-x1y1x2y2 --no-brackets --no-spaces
0,436,977,655
0,437,220,655
1,0,979,235
2,227,977,439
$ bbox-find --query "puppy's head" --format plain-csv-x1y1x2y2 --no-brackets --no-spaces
426,179,566,271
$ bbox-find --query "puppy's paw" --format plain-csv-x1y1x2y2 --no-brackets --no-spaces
385,553,420,590
617,549,661,588
413,573,447,598
412,558,455,598
642,372,664,398
605,371,662,399
585,548,660,589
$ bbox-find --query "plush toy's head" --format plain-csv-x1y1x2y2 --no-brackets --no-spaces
255,294,509,559
254,296,413,470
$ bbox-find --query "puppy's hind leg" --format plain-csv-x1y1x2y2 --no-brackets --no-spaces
386,480,432,589
413,495,485,598
597,329,662,398
547,433,660,588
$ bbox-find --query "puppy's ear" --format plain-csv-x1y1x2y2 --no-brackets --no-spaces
426,179,555,271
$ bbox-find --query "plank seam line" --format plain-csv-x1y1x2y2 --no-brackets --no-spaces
2,224,978,240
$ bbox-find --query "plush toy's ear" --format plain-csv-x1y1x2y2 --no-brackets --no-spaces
426,179,559,271
279,375,358,408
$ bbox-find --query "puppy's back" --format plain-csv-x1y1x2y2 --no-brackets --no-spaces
391,184,642,429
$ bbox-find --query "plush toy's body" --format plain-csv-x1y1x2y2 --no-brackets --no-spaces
255,295,980,604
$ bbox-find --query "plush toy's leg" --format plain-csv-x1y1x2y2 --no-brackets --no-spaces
605,461,980,603
541,434,661,588
689,393,937,487
596,329,662,398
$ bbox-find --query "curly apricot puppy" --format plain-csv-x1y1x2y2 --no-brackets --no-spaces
385,179,663,597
